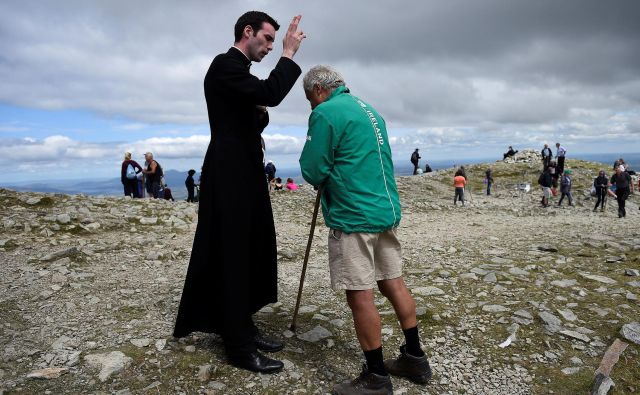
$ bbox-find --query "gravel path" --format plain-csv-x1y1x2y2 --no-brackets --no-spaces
1,159,639,394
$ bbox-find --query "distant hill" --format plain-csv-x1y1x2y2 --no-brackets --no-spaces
2,152,635,198
3,169,193,200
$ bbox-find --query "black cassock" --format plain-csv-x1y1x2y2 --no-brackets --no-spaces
173,48,301,352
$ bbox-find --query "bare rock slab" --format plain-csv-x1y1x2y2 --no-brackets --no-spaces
591,373,615,395
557,309,577,322
297,325,332,343
560,330,590,343
482,304,509,313
139,217,158,225
508,267,529,276
130,338,150,348
413,286,445,296
27,367,68,379
512,309,534,325
579,272,617,285
538,311,562,327
595,339,628,376
39,247,79,262
84,351,132,382
551,279,577,288
620,322,640,345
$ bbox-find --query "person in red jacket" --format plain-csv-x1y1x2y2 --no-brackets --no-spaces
453,170,467,206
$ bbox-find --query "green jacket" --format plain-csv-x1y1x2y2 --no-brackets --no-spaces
299,86,401,233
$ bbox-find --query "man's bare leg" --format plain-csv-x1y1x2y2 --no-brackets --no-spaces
377,277,416,330
346,289,382,350
346,289,387,377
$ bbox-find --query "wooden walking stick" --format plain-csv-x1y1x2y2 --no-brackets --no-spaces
290,187,323,332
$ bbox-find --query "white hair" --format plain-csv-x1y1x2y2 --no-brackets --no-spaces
303,65,345,93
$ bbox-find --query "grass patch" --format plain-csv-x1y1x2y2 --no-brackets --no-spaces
533,366,593,394
114,305,146,321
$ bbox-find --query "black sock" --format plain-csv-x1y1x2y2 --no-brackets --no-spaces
363,347,387,376
403,326,425,357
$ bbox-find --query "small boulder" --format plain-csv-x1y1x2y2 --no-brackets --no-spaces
412,286,445,296
84,351,132,382
620,322,640,345
56,214,71,224
139,217,158,225
297,325,332,343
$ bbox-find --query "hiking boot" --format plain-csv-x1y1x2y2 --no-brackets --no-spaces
384,345,432,385
332,365,393,395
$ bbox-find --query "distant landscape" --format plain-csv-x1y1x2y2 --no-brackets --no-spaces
2,152,638,199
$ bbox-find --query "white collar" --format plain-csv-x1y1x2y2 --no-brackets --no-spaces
231,46,251,62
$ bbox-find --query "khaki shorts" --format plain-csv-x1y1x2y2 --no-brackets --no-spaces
542,187,551,199
328,228,403,291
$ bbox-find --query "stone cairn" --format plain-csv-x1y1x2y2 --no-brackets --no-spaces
502,148,543,164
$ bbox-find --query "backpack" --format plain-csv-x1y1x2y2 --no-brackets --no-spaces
411,152,419,163
153,161,164,178
126,163,137,180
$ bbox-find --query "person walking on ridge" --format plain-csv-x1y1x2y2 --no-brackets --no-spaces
485,168,494,196
610,165,631,218
454,170,466,205
410,149,421,175
557,169,573,207
185,169,197,203
538,167,552,207
593,170,609,212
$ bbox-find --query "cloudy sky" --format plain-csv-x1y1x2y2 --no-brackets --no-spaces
1,0,639,183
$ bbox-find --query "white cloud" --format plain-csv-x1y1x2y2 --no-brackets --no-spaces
0,0,639,181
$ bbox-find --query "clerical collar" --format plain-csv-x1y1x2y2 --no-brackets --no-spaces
231,46,251,68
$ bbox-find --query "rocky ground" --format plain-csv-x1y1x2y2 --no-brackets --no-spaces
1,157,639,395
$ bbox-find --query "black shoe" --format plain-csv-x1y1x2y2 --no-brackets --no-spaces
384,345,432,385
229,351,284,374
332,364,393,395
254,334,284,353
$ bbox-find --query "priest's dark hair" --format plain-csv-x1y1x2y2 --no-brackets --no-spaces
234,11,280,42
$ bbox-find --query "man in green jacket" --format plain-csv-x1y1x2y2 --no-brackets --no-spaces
299,65,432,395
